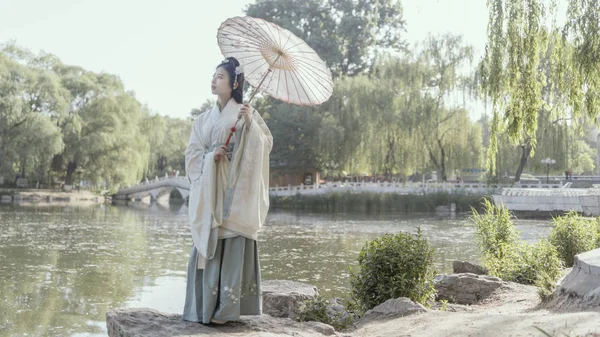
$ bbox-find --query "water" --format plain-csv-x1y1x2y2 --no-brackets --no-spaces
0,203,552,337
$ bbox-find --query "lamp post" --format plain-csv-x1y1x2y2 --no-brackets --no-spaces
541,158,556,184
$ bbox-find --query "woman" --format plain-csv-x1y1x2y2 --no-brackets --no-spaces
183,57,272,324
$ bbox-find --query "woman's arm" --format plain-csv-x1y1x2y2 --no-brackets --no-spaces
185,113,207,183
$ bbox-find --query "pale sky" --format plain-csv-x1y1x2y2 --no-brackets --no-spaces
0,0,493,119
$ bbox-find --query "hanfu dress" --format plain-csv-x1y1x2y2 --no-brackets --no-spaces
182,98,272,323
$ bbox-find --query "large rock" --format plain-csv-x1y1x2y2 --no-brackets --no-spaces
435,273,504,304
452,261,488,275
547,248,600,310
106,308,340,337
261,280,318,319
359,297,427,324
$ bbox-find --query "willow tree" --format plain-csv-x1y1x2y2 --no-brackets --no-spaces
417,34,474,181
479,0,600,181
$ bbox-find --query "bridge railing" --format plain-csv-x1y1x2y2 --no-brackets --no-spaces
116,176,189,195
269,180,565,197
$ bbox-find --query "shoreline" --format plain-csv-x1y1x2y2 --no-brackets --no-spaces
0,189,106,206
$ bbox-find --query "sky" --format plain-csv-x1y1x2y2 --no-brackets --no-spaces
0,0,493,119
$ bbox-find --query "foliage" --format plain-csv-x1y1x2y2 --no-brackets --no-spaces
350,230,437,311
0,42,190,188
479,0,600,178
550,211,599,267
471,200,562,285
270,191,487,214
245,0,406,77
295,296,355,331
470,199,519,254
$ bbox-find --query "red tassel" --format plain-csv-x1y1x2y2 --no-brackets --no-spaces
231,127,237,132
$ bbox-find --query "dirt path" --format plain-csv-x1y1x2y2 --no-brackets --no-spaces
351,283,600,337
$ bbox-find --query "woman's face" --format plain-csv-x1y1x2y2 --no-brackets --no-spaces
211,66,232,97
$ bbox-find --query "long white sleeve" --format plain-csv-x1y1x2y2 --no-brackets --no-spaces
185,113,207,183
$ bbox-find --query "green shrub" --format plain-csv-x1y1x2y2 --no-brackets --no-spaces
471,201,562,285
484,240,562,285
470,199,519,255
349,229,436,311
295,296,355,331
550,211,598,267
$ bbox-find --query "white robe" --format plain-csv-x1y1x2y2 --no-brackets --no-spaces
185,99,272,268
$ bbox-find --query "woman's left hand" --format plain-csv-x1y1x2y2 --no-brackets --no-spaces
239,104,253,125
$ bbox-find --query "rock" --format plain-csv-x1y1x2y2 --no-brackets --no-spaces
359,297,427,324
452,261,488,275
261,280,318,319
106,308,339,337
435,273,504,305
326,297,351,322
546,248,600,311
304,321,337,335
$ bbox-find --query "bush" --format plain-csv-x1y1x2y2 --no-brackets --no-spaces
295,296,355,331
484,240,562,285
471,201,563,285
470,199,519,255
550,211,599,267
349,229,437,312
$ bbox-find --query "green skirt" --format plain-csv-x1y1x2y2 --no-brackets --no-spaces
182,236,262,323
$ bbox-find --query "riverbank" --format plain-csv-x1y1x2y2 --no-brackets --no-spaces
107,278,600,337
0,188,105,206
270,191,491,213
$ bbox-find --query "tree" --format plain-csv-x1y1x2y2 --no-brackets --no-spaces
416,34,474,181
245,0,406,77
0,47,67,180
479,0,600,181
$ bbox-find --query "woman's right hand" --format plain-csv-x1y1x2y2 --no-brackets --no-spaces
213,146,226,163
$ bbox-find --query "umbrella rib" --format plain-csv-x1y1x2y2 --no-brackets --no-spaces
297,65,328,105
291,69,315,105
250,20,277,48
279,30,294,52
283,69,291,104
261,19,280,48
222,23,269,46
298,68,330,103
287,58,333,85
288,54,332,79
219,31,263,47
284,40,307,51
288,68,303,105
263,68,276,92
219,39,262,49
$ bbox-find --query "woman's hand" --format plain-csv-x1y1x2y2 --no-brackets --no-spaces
214,146,226,163
239,104,253,125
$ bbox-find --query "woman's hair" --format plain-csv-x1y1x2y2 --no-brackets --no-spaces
216,57,244,104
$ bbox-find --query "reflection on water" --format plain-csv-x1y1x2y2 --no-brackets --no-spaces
0,203,551,337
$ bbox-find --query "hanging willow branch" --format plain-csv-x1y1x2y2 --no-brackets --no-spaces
479,0,600,176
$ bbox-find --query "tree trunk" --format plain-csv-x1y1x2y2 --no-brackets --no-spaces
514,140,532,182
65,161,77,185
20,158,26,178
438,139,447,182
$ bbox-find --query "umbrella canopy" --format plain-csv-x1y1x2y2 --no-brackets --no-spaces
217,16,333,106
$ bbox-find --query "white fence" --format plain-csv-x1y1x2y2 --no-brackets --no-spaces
269,180,566,197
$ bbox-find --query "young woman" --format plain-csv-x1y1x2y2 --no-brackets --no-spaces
183,57,272,324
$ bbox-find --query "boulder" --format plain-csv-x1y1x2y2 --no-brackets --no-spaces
435,273,504,304
359,297,427,324
261,280,318,319
106,308,339,337
452,261,488,275
547,248,600,310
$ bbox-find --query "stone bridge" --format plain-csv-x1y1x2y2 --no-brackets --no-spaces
113,176,190,201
